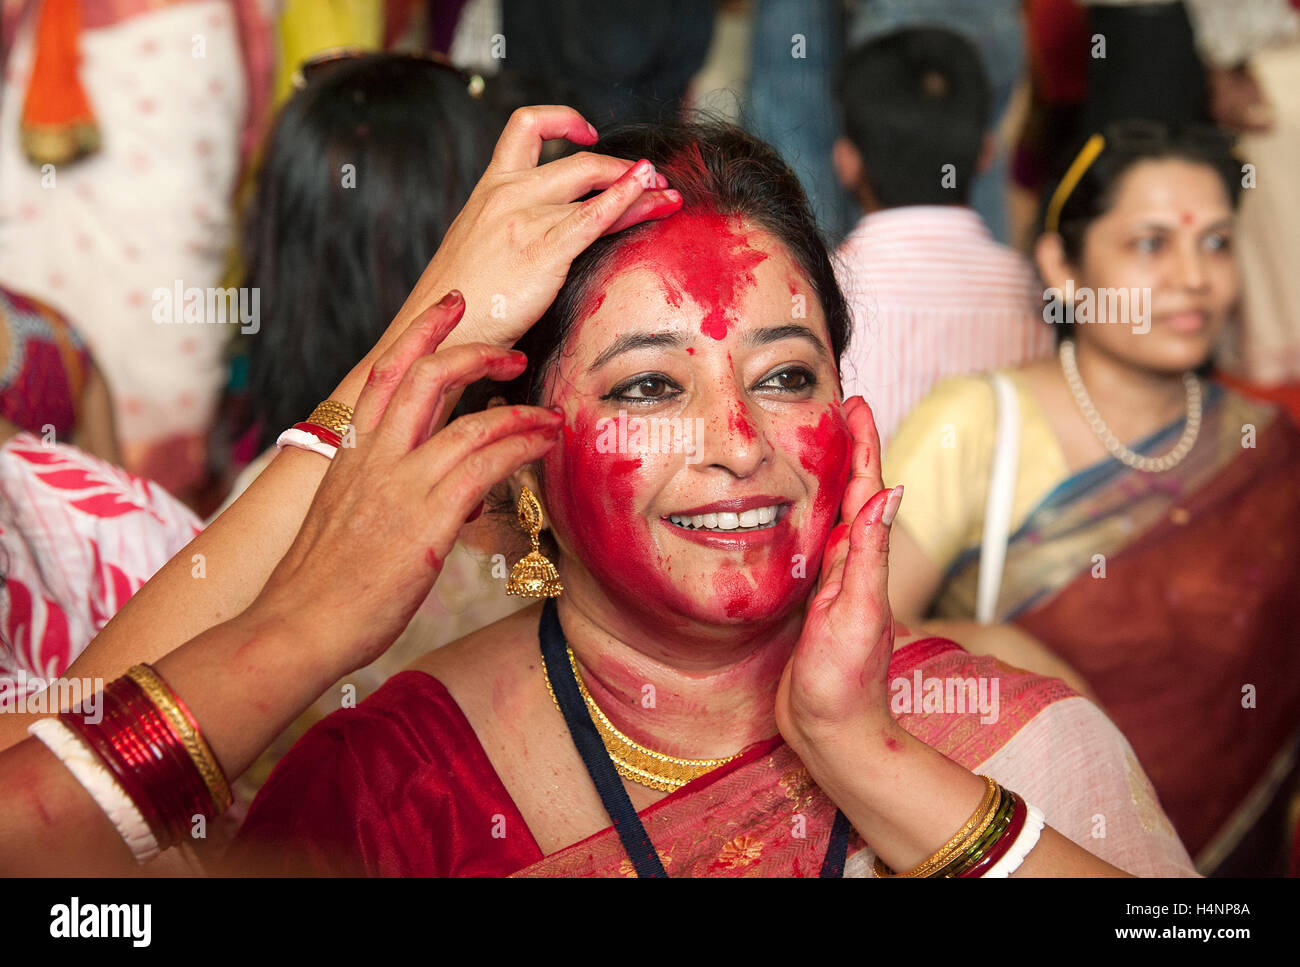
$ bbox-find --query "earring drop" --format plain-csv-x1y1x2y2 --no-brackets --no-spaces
504,486,563,598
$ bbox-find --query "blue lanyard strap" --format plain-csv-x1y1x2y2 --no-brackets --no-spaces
537,598,851,878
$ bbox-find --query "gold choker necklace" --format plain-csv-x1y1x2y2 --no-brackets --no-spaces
543,645,742,793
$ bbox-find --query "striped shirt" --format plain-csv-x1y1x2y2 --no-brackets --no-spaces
835,206,1054,444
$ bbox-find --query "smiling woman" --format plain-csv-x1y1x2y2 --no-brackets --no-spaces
0,109,1196,878
884,121,1300,875
220,120,1195,878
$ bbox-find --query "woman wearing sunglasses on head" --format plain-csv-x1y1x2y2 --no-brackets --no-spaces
885,121,1300,876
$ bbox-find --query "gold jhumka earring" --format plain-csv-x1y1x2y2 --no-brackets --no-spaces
505,486,563,598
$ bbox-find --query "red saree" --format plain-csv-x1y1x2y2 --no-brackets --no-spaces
233,637,1195,877
935,386,1300,872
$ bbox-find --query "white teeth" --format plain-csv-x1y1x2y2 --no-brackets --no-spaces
666,505,783,533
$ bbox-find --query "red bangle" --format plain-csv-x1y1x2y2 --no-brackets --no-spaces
292,421,342,448
114,680,209,842
63,701,165,843
100,678,192,847
958,794,1027,878
61,675,216,850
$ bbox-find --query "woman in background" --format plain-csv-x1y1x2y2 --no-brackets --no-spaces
230,51,500,473
218,51,512,801
885,121,1300,874
0,284,119,463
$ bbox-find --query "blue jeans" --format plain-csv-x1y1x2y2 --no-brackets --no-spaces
745,0,858,243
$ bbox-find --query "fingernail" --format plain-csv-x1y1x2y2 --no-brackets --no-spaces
464,500,484,524
438,290,463,307
547,405,566,420
488,352,528,377
881,485,904,527
663,189,682,204
654,172,669,189
586,122,599,140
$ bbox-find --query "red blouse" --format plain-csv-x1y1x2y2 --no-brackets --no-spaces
234,672,545,876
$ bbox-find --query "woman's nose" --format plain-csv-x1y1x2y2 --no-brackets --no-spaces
690,390,768,478
1173,241,1211,293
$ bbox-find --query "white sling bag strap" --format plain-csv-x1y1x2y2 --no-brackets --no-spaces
976,372,1021,625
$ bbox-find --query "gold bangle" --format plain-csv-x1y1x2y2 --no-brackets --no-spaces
933,788,1020,877
910,784,1003,878
306,400,355,437
875,775,999,878
125,665,232,813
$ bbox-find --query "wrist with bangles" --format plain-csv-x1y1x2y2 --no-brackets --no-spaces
29,664,231,865
276,400,355,459
873,774,1045,878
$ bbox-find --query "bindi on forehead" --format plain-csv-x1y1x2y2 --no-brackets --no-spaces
1179,211,1196,226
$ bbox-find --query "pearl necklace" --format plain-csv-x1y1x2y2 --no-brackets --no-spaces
1059,340,1202,473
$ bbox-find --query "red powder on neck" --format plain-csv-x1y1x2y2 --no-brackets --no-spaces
603,210,768,341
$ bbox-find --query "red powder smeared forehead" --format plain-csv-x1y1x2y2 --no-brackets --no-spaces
604,210,768,341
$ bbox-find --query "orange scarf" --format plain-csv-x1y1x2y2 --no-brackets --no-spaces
20,0,101,165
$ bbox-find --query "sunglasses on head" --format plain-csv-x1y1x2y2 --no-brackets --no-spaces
291,47,486,99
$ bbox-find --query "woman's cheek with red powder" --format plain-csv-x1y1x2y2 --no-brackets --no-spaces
711,406,851,620
540,407,697,619
541,402,852,626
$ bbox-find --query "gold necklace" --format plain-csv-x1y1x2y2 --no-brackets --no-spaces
542,645,742,793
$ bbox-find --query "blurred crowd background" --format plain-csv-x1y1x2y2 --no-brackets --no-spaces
3,0,1300,876
3,0,1299,506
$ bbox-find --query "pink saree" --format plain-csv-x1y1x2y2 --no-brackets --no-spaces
235,637,1195,877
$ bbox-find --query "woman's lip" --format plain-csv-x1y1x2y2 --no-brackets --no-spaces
666,496,790,517
1157,311,1208,332
662,514,791,548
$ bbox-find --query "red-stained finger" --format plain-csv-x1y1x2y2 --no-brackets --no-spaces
409,403,564,487
840,396,884,522
834,486,902,628
424,424,563,545
377,343,529,455
602,188,683,237
350,292,464,436
545,159,661,255
524,152,652,206
489,105,598,174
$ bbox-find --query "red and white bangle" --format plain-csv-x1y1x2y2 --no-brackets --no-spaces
29,717,161,864
276,401,354,460
983,802,1045,878
276,424,339,460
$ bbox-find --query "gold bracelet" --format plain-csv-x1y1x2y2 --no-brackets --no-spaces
933,788,1020,877
874,775,999,878
125,665,232,813
306,400,355,437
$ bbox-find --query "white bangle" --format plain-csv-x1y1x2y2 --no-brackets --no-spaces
276,426,338,460
982,802,1045,878
29,717,161,864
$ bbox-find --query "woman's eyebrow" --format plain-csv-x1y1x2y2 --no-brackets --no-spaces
589,330,686,372
745,324,830,359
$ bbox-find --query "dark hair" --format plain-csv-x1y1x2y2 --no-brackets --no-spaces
460,117,851,415
239,54,499,451
836,27,990,207
1040,120,1242,264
